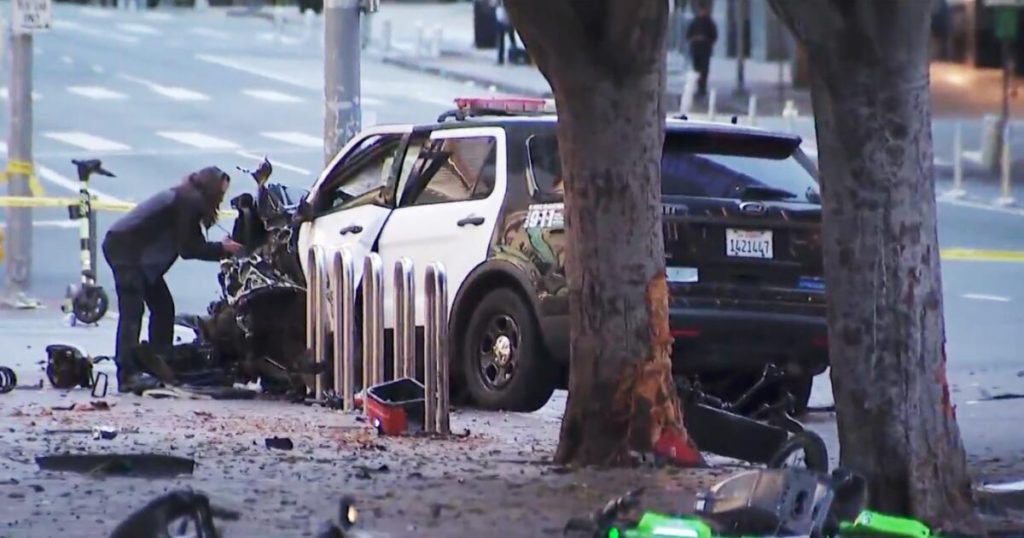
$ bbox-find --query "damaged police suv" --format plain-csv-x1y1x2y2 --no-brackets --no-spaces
297,97,828,413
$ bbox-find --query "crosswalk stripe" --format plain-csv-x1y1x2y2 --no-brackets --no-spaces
0,87,42,101
117,23,162,36
0,141,7,154
243,89,303,103
67,86,128,100
43,131,131,151
119,74,209,101
157,131,239,150
53,20,140,44
260,132,322,148
142,12,173,21
191,27,229,40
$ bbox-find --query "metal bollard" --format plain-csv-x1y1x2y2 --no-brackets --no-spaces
362,253,385,395
708,89,717,122
332,248,357,411
415,21,425,58
424,262,450,435
306,246,329,397
430,25,443,58
393,258,416,380
381,19,392,53
747,94,758,127
951,121,965,198
997,124,1015,206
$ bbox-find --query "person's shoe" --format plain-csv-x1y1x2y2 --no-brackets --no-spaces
117,372,162,395
132,343,178,385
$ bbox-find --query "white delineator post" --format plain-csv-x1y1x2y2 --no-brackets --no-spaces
997,123,1015,206
949,121,966,199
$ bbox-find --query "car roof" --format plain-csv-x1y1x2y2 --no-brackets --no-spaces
401,114,802,145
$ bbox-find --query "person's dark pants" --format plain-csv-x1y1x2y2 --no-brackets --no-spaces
104,251,175,379
692,52,711,96
496,23,519,65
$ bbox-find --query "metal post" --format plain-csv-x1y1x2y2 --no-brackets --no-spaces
324,0,362,166
746,94,757,126
362,253,384,393
381,19,392,53
707,89,717,122
997,124,1015,206
430,25,442,58
734,0,747,96
393,257,415,380
951,121,965,198
313,246,329,397
424,262,449,435
5,30,33,297
415,21,424,57
87,203,98,279
332,248,356,411
783,100,796,133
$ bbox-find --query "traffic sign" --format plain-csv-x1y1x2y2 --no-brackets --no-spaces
996,7,1019,41
12,0,52,34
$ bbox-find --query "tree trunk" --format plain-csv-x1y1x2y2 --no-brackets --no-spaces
505,0,701,466
769,1,978,531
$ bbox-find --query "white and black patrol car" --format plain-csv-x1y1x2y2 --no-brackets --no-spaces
296,97,828,413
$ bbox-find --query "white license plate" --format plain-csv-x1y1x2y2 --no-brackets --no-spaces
726,229,773,259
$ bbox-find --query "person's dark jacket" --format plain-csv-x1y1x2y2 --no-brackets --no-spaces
686,15,718,58
103,184,226,282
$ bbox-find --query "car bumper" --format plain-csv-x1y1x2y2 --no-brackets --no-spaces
669,306,829,377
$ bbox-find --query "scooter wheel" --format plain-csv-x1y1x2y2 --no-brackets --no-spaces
73,285,109,324
767,431,829,473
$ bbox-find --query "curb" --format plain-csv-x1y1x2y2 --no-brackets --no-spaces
375,53,553,99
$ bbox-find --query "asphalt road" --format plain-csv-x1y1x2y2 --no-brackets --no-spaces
1,5,1023,464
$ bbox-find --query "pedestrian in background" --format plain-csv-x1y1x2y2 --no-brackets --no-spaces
102,166,243,393
494,0,521,65
687,4,718,98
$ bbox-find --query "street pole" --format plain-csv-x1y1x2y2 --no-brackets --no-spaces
734,0,747,96
324,0,364,166
5,30,34,298
994,6,1017,174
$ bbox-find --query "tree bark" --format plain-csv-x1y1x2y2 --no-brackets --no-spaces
505,0,701,466
769,0,978,531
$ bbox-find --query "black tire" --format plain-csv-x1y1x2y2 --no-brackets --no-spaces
73,285,109,325
460,288,556,412
767,431,829,473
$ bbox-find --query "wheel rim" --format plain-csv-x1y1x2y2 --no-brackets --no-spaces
475,313,521,391
779,448,808,469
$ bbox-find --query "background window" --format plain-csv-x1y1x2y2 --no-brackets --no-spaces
404,136,497,206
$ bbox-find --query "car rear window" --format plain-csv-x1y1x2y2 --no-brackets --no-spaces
526,130,820,204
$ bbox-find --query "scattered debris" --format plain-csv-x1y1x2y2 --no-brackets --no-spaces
35,454,195,478
50,400,112,412
313,496,359,538
264,437,294,451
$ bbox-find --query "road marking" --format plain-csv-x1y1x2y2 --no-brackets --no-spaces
92,65,105,74
0,87,42,101
67,86,128,100
236,150,312,175
243,89,304,103
962,293,1011,303
0,141,7,154
142,12,173,21
361,96,384,107
61,55,74,64
190,27,229,40
980,480,1024,493
53,20,140,44
119,74,210,101
80,7,114,18
0,220,79,230
261,131,322,148
941,248,1024,263
43,131,131,152
118,23,162,36
36,165,127,204
157,131,239,150
196,54,319,90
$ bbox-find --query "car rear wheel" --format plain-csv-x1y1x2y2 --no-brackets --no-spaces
461,288,555,412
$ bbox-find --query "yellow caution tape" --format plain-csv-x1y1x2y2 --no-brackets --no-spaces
940,248,1024,263
0,160,45,197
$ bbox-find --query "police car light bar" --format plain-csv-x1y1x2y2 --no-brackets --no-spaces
453,96,556,115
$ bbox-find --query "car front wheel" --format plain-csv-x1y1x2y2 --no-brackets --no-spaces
461,288,555,412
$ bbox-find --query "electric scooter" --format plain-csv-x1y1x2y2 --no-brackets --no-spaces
62,159,115,325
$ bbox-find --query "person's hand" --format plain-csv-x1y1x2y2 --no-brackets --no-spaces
222,238,243,256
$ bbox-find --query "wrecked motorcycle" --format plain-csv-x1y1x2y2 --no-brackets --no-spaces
566,467,943,538
679,364,829,473
172,158,315,398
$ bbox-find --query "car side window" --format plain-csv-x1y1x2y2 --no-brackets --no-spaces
316,134,402,213
401,136,497,207
526,133,563,198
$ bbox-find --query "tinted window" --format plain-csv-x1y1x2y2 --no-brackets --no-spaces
402,136,497,206
318,134,402,211
526,131,819,203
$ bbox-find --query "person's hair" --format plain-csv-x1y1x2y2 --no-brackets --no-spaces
179,166,229,229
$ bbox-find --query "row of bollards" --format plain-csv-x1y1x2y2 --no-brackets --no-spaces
306,247,450,435
951,119,1015,206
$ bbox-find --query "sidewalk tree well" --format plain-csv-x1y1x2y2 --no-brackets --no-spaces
768,0,980,532
503,0,702,466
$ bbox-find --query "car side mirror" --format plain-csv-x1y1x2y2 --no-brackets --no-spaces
295,195,315,223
